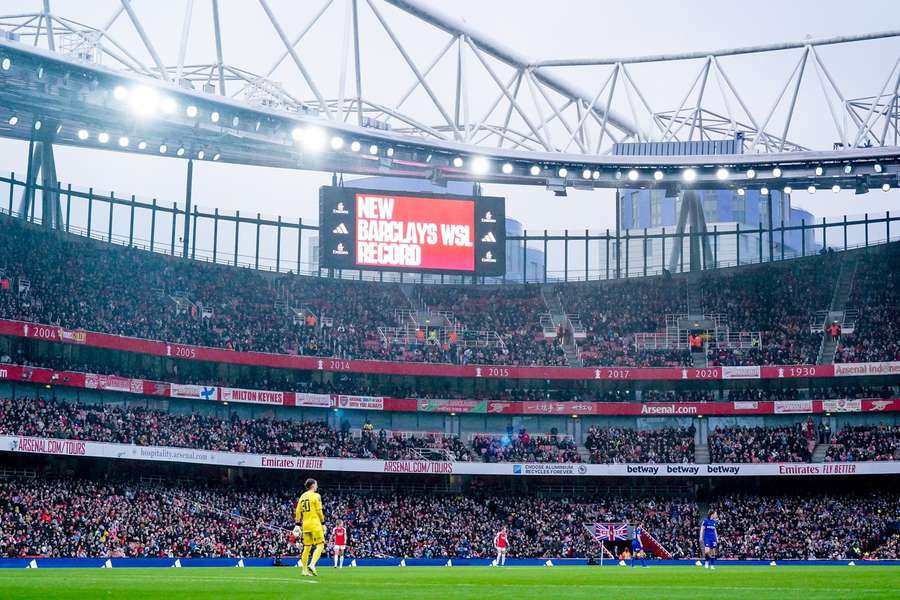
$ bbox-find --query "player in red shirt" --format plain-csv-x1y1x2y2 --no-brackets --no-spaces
494,527,509,566
332,519,348,568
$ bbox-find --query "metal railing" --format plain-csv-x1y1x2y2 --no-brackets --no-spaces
2,171,899,286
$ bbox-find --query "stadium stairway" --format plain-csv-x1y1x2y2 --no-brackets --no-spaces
694,444,710,464
811,443,831,463
816,253,859,365
691,352,708,368
541,284,583,367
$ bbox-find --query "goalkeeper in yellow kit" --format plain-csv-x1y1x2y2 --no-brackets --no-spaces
294,478,326,576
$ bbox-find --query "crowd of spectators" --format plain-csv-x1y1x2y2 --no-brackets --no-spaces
0,397,476,462
710,493,898,560
835,244,900,363
825,425,900,462
0,476,895,560
5,395,900,465
2,217,898,369
708,423,815,463
471,429,581,463
584,426,695,464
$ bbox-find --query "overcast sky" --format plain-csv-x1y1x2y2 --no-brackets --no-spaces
1,0,898,233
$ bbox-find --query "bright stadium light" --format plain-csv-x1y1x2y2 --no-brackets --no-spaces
330,136,344,150
350,141,361,152
291,127,303,141
760,186,769,195
113,85,128,101
368,144,378,155
582,168,592,179
716,168,729,180
807,185,816,194
882,183,891,192
33,120,41,130
138,141,147,150
772,167,782,178
558,167,568,178
592,170,600,180
783,186,792,194
843,164,853,174
737,188,745,196
212,153,221,161
471,157,489,175
386,147,394,157
56,124,62,134
746,168,756,179
97,132,109,143
654,170,664,181
501,162,514,174
129,86,160,116
832,184,841,193
210,111,220,123
118,136,129,147
615,170,622,180
77,128,89,140
7,116,17,126
0,57,10,71
452,156,464,168
197,151,205,159
186,105,198,118
874,163,883,173
815,166,824,176
627,169,639,181
176,147,185,156
529,165,541,176
160,97,177,114
302,126,326,151
682,168,697,182
159,144,168,154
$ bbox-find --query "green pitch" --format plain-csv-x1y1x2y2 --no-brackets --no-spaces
1,566,898,599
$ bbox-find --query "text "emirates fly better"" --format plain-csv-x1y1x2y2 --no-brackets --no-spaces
356,195,472,267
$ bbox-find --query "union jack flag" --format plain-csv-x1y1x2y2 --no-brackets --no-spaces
594,522,629,541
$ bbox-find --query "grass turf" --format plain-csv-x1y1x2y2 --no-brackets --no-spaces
1,565,898,599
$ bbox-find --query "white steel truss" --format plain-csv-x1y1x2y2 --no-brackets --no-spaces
0,0,898,155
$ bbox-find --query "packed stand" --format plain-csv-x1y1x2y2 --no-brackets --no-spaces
708,423,815,463
1,217,897,368
825,425,900,462
0,397,476,461
471,428,581,463
710,493,898,560
583,426,695,464
835,244,900,363
418,285,568,367
0,477,895,560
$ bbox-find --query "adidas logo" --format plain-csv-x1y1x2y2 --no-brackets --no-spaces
332,202,348,214
332,223,349,234
481,232,496,243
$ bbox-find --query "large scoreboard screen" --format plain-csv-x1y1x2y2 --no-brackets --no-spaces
319,186,506,276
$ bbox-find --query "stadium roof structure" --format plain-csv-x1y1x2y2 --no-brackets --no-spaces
0,0,898,191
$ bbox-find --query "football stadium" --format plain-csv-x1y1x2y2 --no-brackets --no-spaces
0,1,899,598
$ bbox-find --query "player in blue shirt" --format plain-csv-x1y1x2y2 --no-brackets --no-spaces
700,510,719,570
630,524,646,567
